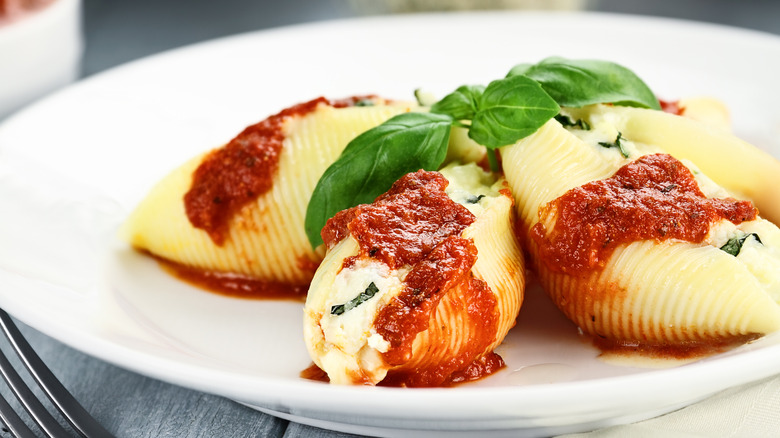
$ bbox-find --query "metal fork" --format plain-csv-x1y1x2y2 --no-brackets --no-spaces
0,309,113,437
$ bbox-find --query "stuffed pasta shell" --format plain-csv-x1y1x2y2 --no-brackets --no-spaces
121,97,415,294
303,163,524,386
502,106,780,358
565,103,780,224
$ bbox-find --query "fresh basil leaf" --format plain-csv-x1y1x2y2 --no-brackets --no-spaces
598,132,629,158
430,85,485,120
506,63,533,77
720,233,762,257
508,57,661,110
331,282,380,315
305,112,453,248
468,75,560,149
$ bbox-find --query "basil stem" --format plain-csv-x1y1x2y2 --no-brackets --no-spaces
486,149,500,173
331,282,380,315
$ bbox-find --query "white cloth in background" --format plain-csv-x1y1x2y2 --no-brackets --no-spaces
560,374,780,438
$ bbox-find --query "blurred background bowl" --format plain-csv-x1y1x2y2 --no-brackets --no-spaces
0,0,82,120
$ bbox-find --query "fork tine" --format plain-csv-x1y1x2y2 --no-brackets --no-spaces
0,339,70,437
0,390,37,438
0,309,114,438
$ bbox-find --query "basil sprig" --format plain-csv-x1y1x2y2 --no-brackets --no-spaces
441,75,560,149
305,57,659,248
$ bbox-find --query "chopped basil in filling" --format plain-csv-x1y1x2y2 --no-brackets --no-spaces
598,131,629,158
720,232,763,257
555,114,591,130
331,282,380,315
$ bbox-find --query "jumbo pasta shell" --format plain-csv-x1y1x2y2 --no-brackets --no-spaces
576,104,780,224
303,164,524,386
121,99,414,285
502,118,780,350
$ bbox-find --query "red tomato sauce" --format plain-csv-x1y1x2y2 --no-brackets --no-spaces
299,363,329,383
322,170,502,387
149,252,307,301
531,153,757,275
184,96,376,245
302,352,505,387
659,99,683,115
593,333,761,361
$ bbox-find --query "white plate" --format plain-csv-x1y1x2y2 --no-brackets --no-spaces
1,11,780,438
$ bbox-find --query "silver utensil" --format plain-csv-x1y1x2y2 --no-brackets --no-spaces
0,309,113,437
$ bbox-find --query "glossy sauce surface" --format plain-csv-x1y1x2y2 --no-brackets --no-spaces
184,96,375,245
300,351,505,387
531,153,757,275
151,252,307,301
593,333,762,362
322,171,502,386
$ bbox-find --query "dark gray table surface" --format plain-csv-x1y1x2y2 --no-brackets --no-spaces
2,1,780,437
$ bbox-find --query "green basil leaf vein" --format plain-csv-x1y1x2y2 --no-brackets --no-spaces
468,75,560,149
508,57,661,110
305,112,453,248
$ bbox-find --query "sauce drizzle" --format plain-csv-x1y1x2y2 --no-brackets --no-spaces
531,153,757,275
184,96,376,245
150,252,307,301
323,170,502,386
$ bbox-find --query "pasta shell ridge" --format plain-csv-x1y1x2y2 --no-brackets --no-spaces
532,238,780,345
501,119,618,230
502,114,780,353
586,105,780,224
121,103,411,284
303,168,525,386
